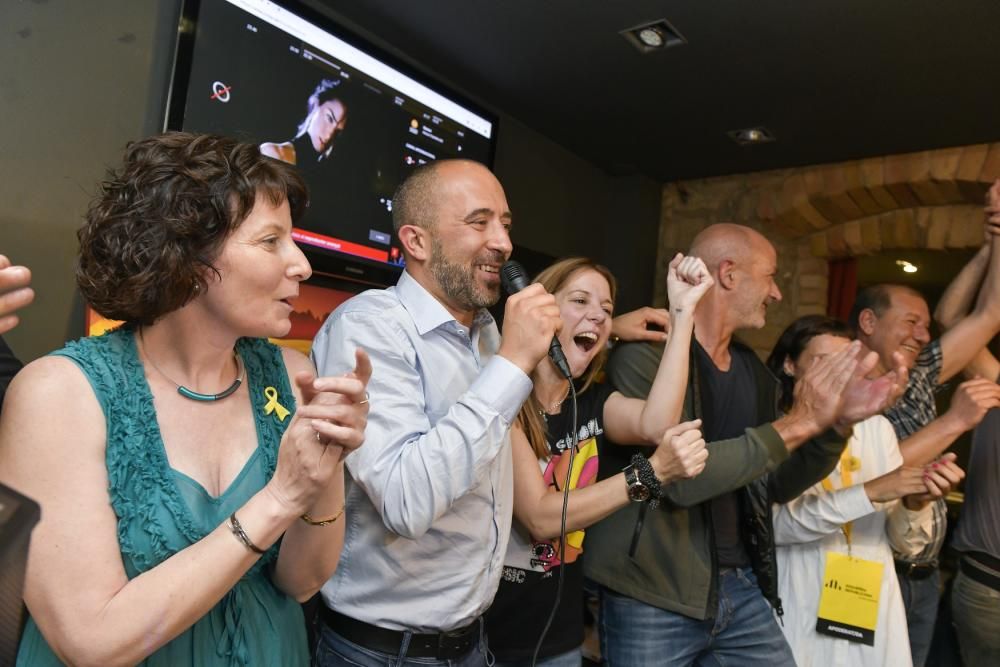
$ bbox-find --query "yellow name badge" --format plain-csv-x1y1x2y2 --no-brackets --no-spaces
816,551,883,646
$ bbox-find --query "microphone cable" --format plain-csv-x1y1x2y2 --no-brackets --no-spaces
530,381,578,667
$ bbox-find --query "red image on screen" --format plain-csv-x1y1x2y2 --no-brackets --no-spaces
276,282,356,355
86,282,357,357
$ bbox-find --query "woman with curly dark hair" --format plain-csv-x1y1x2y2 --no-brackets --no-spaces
0,132,370,666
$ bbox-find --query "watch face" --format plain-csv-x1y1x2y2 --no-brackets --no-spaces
628,484,650,502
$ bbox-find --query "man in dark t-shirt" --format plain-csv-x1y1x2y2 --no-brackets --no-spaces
695,339,755,569
586,223,905,666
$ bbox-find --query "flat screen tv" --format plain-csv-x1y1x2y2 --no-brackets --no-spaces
167,0,498,287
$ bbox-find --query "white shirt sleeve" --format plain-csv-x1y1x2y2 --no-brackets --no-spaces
773,483,876,545
886,500,935,558
313,309,531,539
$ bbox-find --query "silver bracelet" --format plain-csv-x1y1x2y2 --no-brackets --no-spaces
228,512,266,555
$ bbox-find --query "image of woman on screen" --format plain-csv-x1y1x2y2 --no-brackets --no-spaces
261,78,353,166
1,132,370,666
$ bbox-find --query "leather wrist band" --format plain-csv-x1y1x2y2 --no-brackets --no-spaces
228,512,266,555
630,453,663,510
301,505,346,526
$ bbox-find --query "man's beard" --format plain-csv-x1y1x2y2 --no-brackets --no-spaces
734,295,768,330
428,236,502,311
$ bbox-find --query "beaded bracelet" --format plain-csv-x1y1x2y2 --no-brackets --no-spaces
228,512,266,555
630,453,664,510
300,505,346,527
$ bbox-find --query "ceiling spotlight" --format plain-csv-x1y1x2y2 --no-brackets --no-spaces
727,126,776,146
895,260,918,274
620,19,686,54
637,27,665,48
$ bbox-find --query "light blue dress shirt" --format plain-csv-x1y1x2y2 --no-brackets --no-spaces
311,270,533,632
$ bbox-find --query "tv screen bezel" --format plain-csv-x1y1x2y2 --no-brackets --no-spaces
164,0,500,288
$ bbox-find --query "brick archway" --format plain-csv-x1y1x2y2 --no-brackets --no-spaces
656,141,1000,357
762,142,1000,244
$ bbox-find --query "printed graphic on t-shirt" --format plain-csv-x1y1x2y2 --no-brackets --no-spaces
530,437,599,570
552,417,603,453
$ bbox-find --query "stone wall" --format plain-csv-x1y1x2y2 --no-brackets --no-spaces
657,142,1000,358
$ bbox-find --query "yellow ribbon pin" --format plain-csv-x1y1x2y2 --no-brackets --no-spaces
263,387,290,422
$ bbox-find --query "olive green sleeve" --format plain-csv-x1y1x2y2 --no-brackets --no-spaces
768,428,849,504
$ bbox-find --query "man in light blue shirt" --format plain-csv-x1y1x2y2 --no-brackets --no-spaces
311,159,561,666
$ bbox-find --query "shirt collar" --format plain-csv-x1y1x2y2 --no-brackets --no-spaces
395,270,495,336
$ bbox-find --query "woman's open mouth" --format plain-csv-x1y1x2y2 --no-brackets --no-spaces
573,332,599,353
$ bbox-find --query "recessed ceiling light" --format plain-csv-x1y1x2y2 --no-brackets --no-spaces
637,27,665,48
620,19,686,54
895,260,918,274
727,126,776,146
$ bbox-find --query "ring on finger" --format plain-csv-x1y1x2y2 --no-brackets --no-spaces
315,430,326,445
358,391,370,405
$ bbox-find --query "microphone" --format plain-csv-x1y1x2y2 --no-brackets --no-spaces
500,260,573,379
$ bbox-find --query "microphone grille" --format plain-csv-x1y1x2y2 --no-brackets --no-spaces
500,260,529,294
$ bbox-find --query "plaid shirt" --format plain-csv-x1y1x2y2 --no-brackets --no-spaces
885,339,947,565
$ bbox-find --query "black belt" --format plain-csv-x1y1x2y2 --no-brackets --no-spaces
894,559,938,580
319,605,480,659
960,551,1000,592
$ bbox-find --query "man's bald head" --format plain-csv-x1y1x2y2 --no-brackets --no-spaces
688,223,781,331
392,159,494,233
689,223,774,273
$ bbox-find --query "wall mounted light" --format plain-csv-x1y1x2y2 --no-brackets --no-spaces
895,260,918,274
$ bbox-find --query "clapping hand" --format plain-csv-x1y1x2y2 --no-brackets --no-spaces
836,350,909,429
299,347,371,462
268,349,371,514
0,255,34,335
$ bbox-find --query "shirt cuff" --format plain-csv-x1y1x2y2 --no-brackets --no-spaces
467,355,533,423
837,483,875,523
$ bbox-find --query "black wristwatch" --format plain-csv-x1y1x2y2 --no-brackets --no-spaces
623,464,651,503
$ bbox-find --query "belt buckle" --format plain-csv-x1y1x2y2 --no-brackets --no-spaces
906,560,938,578
436,623,476,659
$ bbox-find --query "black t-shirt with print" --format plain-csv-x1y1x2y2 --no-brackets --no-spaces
485,381,616,661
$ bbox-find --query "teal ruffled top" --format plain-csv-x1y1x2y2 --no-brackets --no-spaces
17,328,308,666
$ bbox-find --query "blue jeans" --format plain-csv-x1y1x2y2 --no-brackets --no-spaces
950,570,1000,665
313,621,491,667
598,568,794,667
492,647,581,667
898,567,940,667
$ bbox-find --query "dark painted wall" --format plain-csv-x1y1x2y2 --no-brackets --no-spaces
1,0,660,362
